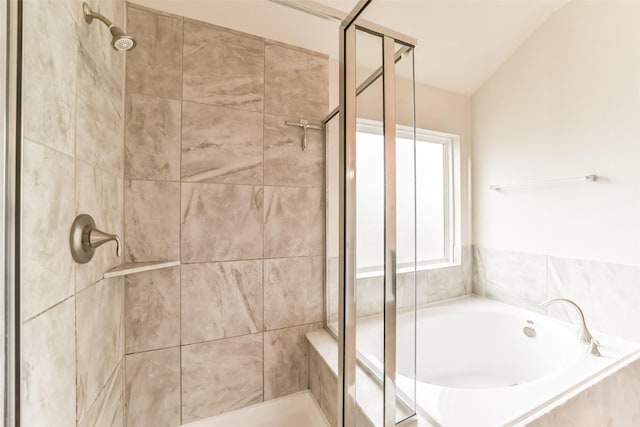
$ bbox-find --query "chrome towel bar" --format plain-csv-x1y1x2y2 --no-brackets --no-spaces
490,174,597,191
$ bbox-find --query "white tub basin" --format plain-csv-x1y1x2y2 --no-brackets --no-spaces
412,311,579,388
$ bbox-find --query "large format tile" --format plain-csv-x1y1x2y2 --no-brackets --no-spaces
264,323,322,400
76,46,124,176
264,186,323,258
181,101,263,184
78,361,124,427
22,0,77,155
548,256,640,342
309,347,338,427
125,266,180,353
125,94,181,181
76,160,123,292
181,260,263,344
75,0,125,86
183,20,264,111
264,42,329,120
124,180,180,262
355,276,383,318
126,5,183,99
528,358,640,427
22,298,76,427
263,114,324,187
484,248,548,311
181,183,263,262
264,257,323,330
427,264,466,303
181,334,263,422
125,347,181,427
22,140,75,321
76,278,124,420
472,245,488,295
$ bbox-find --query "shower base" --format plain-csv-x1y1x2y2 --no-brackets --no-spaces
180,391,330,427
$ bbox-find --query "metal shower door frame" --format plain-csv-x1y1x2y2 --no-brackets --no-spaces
336,1,417,426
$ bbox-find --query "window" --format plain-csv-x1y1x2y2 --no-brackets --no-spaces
355,119,459,275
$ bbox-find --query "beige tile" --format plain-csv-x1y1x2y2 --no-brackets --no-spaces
356,276,384,318
74,0,125,86
125,266,180,353
125,94,181,181
181,101,263,184
264,42,329,120
126,5,183,99
78,361,124,427
124,180,180,262
76,160,123,292
264,323,322,400
181,334,263,422
181,261,262,345
22,298,76,427
472,245,487,296
528,358,640,427
264,257,323,330
548,256,640,342
76,278,124,420
264,186,323,258
125,347,181,427
76,46,124,176
183,20,264,111
263,114,324,187
427,265,466,303
22,140,75,321
181,183,263,262
484,248,548,312
22,0,77,155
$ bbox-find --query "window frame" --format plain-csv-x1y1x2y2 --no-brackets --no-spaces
355,118,460,278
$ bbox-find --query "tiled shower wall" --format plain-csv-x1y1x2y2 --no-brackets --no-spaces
122,4,328,425
473,247,640,343
21,0,126,426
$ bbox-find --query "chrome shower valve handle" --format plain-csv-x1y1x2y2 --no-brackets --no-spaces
88,227,121,257
70,214,121,263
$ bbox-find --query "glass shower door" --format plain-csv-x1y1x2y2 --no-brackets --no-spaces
336,2,418,425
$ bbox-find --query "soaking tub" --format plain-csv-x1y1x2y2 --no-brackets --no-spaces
356,295,640,426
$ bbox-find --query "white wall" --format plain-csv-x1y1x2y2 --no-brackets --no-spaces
472,0,640,266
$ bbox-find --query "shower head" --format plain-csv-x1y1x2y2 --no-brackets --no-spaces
109,25,136,52
82,2,136,52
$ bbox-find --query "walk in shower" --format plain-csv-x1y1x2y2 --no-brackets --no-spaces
7,0,640,426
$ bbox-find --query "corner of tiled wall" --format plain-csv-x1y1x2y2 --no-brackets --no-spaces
21,0,127,426
471,245,640,343
122,4,328,425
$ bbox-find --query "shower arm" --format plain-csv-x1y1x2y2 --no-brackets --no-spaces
83,4,114,28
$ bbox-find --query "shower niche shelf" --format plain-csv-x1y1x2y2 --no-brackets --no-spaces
104,260,180,279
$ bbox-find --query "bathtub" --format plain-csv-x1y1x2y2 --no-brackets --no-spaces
355,295,640,426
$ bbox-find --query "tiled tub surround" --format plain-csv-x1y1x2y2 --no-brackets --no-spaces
311,297,640,427
21,0,126,426
326,247,473,327
473,246,640,343
123,4,328,425
473,246,640,424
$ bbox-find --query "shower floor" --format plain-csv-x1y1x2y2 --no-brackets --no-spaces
180,391,330,427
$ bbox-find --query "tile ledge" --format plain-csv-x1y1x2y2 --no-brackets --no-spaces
103,260,180,279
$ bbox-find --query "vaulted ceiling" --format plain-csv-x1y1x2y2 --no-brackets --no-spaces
132,0,568,94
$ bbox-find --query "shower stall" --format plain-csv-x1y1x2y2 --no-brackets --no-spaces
3,0,433,426
326,1,420,425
